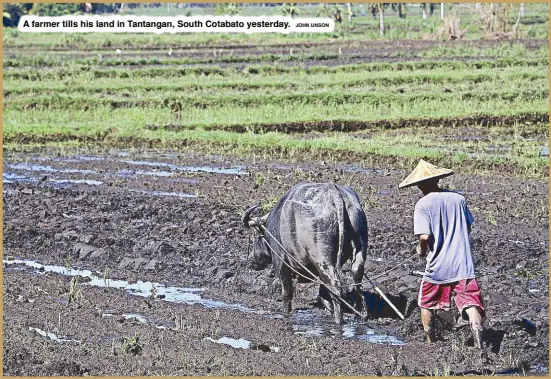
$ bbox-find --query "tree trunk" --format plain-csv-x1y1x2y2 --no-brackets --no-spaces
398,3,406,18
378,3,384,37
520,3,525,16
513,3,523,35
347,3,352,22
489,3,495,32
120,3,124,13
440,3,445,20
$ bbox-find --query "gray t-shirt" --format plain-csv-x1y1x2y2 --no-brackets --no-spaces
414,190,475,284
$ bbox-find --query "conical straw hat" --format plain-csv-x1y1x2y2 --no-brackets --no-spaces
398,159,454,189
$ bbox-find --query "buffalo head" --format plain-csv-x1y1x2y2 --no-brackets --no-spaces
242,204,272,270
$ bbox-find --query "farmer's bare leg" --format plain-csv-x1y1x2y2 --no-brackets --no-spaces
464,306,484,349
421,308,437,343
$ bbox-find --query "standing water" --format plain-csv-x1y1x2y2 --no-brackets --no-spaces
5,259,405,345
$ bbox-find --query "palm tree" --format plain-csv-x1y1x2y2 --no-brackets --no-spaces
317,4,342,24
317,4,342,23
281,3,299,19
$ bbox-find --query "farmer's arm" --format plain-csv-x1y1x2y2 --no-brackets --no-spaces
418,234,431,256
465,200,475,235
414,204,432,257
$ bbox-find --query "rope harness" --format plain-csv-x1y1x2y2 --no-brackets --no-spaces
259,225,417,320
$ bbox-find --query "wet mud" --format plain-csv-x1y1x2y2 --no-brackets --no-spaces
3,148,548,376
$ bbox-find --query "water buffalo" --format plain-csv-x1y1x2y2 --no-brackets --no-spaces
242,182,369,324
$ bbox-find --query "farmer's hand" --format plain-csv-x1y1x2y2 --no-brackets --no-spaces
417,234,431,258
416,244,426,258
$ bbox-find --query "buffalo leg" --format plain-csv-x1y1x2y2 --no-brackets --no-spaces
280,267,293,313
318,284,334,314
351,248,368,319
320,266,344,325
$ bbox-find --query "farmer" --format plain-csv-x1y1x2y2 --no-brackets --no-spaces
399,159,485,349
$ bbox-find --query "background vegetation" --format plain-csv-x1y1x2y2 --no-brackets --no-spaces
3,3,549,178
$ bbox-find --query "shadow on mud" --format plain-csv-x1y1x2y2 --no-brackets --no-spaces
317,289,413,320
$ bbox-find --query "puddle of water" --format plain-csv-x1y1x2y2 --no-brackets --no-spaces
3,172,34,183
527,279,541,293
366,257,386,262
206,336,280,352
118,169,175,177
6,259,404,345
123,313,149,324
128,189,197,198
207,336,252,349
530,363,549,374
4,259,256,314
291,309,405,345
48,179,103,186
29,327,80,343
183,165,246,175
121,313,170,329
54,156,105,163
8,163,96,175
122,160,247,175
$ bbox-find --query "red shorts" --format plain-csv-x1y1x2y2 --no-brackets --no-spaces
418,279,485,315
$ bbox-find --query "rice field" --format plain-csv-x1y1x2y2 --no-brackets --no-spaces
2,3,549,376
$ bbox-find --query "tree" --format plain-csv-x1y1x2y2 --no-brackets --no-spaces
317,4,342,24
512,4,523,35
280,3,299,19
28,3,81,16
3,3,33,27
398,3,407,18
391,4,407,19
378,3,384,37
214,3,240,16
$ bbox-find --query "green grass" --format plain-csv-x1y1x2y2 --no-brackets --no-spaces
4,56,547,82
4,12,549,180
5,64,547,97
4,119,547,178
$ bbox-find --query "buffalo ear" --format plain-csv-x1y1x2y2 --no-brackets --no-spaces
242,204,261,227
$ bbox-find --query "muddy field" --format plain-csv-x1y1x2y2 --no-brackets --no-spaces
2,148,548,376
